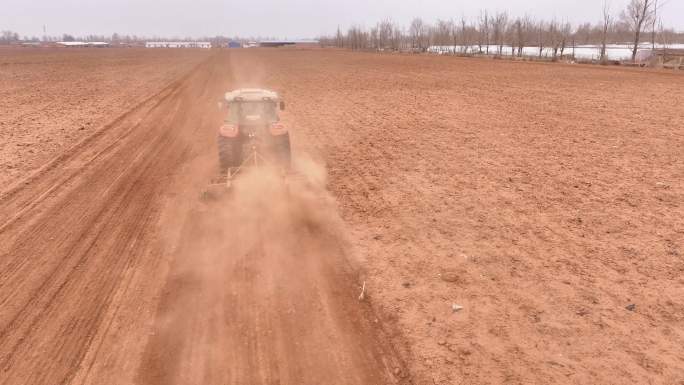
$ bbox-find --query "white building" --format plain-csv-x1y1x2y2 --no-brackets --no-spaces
56,41,110,47
145,41,211,49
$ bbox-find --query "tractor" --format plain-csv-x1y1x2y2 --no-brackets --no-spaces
205,89,291,196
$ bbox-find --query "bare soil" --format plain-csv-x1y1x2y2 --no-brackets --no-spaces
0,48,682,385
0,47,209,186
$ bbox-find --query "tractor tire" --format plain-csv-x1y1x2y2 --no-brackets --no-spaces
218,135,243,175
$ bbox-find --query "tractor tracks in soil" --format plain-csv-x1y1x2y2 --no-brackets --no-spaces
0,57,206,233
138,185,405,384
0,51,407,385
0,54,213,385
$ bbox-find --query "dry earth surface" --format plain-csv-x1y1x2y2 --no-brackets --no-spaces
0,47,209,186
0,47,683,385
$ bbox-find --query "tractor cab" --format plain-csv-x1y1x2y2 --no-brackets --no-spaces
223,89,285,126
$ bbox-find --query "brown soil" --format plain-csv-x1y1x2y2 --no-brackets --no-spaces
0,48,682,385
0,47,209,187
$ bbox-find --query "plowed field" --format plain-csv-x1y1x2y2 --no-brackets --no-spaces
1,48,682,385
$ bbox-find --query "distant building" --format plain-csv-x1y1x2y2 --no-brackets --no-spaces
56,41,110,48
257,40,320,48
227,41,241,48
145,41,211,49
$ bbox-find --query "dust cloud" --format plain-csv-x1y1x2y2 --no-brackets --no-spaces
136,50,401,383
136,154,396,385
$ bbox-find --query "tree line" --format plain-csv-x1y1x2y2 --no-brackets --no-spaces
321,0,683,62
0,31,278,46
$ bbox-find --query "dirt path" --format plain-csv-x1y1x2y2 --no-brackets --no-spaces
138,170,402,384
0,51,405,385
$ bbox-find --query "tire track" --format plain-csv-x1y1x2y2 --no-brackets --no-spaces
137,174,407,385
0,58,206,233
0,54,221,385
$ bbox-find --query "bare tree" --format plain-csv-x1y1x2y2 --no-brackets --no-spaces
559,22,572,58
347,25,369,50
600,1,613,62
370,26,379,49
378,19,394,50
336,26,344,48
548,19,561,59
409,18,428,51
492,11,509,55
650,0,658,48
536,20,545,58
478,10,490,53
621,0,655,61
570,30,577,59
575,22,593,45
506,20,517,56
460,15,471,53
391,25,404,51
450,18,459,53
433,19,453,48
657,18,674,56
514,17,528,57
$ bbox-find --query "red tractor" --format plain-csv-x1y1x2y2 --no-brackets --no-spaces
213,88,291,189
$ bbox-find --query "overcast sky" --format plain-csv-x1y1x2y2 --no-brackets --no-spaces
3,0,683,39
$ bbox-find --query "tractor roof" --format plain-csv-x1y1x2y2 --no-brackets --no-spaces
224,88,280,103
